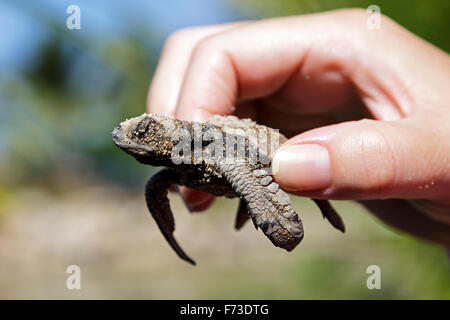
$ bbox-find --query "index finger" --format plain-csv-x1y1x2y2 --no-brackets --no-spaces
147,23,245,116
174,10,413,121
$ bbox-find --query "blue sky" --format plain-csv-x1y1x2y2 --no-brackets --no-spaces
0,0,248,153
0,0,243,72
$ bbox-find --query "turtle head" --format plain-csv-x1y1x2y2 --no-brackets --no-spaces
112,113,180,165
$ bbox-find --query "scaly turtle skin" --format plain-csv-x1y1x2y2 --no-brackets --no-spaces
112,113,345,265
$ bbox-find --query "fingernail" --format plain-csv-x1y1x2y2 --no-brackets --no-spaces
272,144,331,191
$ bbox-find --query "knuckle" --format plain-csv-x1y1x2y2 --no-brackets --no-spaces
164,25,219,52
328,8,369,23
163,26,208,52
358,120,398,196
191,33,219,57
164,28,191,50
331,8,394,29
334,8,367,18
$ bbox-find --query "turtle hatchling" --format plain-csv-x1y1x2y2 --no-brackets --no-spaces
112,113,345,265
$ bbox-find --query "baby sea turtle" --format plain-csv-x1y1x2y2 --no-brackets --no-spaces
112,113,345,265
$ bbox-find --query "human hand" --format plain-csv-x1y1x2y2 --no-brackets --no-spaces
146,9,450,247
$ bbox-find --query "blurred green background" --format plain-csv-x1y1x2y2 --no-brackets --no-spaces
0,0,448,299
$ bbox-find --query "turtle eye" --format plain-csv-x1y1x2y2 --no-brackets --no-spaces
131,118,160,141
135,119,150,136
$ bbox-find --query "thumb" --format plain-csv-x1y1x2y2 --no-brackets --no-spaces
272,118,450,200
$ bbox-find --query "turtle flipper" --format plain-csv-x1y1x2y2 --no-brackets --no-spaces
220,161,304,251
312,199,346,233
145,169,196,265
235,199,251,230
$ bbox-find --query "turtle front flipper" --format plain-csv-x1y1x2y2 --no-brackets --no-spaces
145,169,196,265
220,161,304,251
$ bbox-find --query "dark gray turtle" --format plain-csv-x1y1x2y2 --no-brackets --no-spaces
112,113,345,265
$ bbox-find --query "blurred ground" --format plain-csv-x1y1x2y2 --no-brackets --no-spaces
0,183,448,299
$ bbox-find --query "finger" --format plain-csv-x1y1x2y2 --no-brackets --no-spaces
147,22,245,116
272,116,450,200
174,10,415,121
360,199,450,248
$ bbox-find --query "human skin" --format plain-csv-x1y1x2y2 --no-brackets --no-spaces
146,9,450,247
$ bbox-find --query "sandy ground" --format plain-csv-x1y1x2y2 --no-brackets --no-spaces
0,185,448,299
